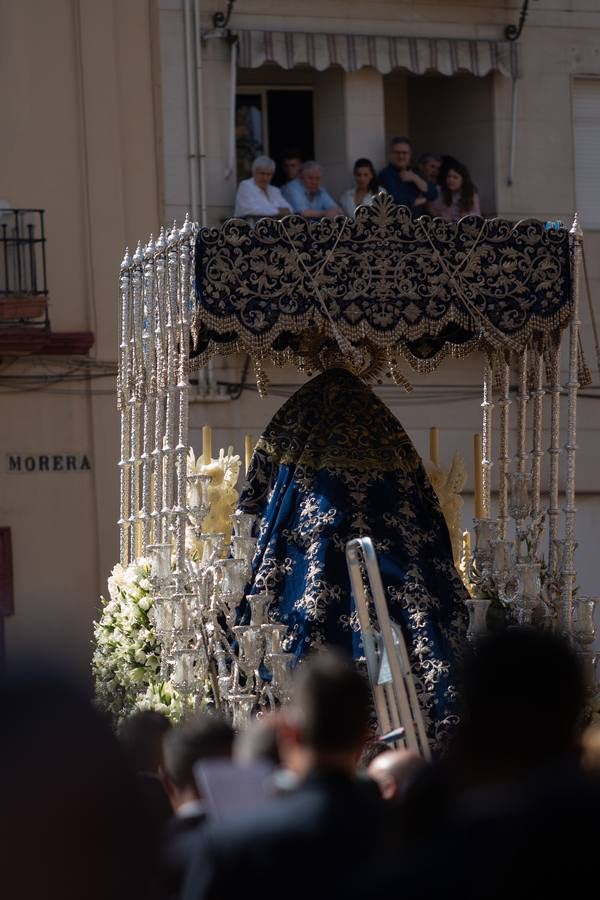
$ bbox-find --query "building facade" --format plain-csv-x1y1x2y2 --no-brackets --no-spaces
1,0,599,673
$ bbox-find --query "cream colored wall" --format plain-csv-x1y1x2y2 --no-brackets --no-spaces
384,72,409,150
407,74,496,216
0,0,161,674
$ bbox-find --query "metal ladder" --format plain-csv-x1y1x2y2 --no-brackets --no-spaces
346,536,431,760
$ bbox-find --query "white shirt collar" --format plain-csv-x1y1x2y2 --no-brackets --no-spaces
176,799,207,819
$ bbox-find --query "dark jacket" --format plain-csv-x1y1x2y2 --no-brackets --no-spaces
182,768,384,900
160,812,207,900
378,164,437,216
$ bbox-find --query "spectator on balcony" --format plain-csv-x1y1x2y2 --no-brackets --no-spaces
273,148,304,187
282,161,343,219
429,160,481,221
378,137,437,217
339,158,380,217
417,152,441,185
233,156,291,220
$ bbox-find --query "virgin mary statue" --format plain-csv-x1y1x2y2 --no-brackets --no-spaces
238,367,468,750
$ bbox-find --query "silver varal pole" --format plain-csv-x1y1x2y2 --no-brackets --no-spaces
141,235,157,551
129,242,144,561
516,347,529,475
561,215,583,634
547,347,562,575
173,217,194,591
531,351,545,517
481,359,494,517
162,225,178,544
497,359,511,539
118,248,132,566
153,230,167,544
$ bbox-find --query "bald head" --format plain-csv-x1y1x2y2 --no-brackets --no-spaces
368,749,425,802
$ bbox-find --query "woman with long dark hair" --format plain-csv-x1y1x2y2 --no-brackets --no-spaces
339,157,380,216
430,160,481,221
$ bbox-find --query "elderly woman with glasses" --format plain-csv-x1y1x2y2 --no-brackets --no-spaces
234,155,291,220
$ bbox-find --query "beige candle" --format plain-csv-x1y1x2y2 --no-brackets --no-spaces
245,433,254,474
429,426,440,467
473,433,484,518
202,425,212,466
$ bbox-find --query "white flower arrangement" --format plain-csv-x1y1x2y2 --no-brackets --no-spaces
92,558,188,723
93,446,243,724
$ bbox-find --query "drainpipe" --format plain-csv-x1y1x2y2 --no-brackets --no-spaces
507,75,519,187
183,0,200,222
193,0,208,226
193,0,216,393
224,38,238,180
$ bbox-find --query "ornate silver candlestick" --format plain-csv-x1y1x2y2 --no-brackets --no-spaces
466,517,497,640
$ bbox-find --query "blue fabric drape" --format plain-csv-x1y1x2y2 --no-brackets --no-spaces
239,368,468,750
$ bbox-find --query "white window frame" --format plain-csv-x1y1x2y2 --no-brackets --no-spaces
571,75,600,231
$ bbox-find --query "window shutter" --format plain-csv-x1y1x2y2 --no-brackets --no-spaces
573,79,600,229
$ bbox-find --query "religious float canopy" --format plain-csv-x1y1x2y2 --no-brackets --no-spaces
99,197,597,731
192,194,572,382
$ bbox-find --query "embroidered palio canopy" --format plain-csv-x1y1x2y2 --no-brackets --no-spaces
236,29,519,78
192,194,572,379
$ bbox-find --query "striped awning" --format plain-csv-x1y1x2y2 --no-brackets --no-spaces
237,29,518,78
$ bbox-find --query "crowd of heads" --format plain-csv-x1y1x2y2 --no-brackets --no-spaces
3,628,600,900
235,135,481,223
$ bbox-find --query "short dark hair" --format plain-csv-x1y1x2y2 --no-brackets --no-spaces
390,135,411,148
358,739,390,770
292,650,371,752
460,628,585,769
163,716,234,789
119,710,172,774
281,147,303,162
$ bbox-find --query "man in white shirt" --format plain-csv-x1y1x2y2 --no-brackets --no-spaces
234,155,291,219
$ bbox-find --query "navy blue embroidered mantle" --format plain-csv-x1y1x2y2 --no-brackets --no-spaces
239,369,468,750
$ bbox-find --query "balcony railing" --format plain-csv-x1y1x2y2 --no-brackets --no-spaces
0,208,49,328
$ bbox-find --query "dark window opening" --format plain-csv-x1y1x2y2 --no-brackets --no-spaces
236,89,314,183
